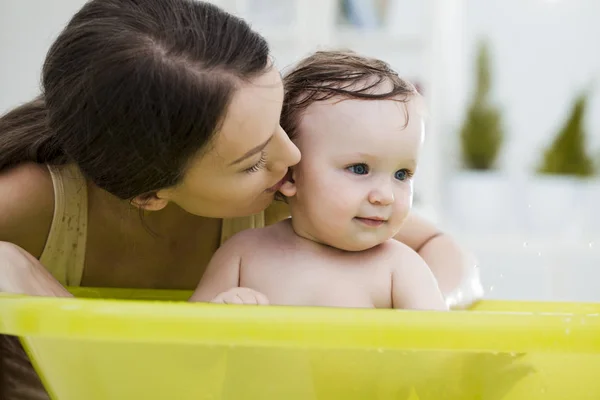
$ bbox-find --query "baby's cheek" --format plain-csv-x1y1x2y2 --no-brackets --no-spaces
395,192,413,217
325,181,352,203
398,182,413,202
329,196,356,223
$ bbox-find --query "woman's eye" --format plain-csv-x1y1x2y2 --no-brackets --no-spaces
243,152,267,174
347,164,369,175
394,169,412,181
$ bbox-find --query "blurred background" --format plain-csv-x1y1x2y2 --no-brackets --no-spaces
1,0,599,302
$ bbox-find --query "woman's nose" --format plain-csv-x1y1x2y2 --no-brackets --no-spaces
269,126,301,172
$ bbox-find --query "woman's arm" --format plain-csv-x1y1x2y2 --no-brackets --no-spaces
394,212,483,308
0,242,72,297
0,163,71,297
0,164,73,399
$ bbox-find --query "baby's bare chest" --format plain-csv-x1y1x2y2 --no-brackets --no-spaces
239,247,393,308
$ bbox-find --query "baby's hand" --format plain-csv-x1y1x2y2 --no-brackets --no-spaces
210,287,269,305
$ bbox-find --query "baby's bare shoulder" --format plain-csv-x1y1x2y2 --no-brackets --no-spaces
375,239,426,271
376,239,415,258
224,220,291,254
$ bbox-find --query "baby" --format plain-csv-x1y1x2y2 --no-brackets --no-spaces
190,51,447,311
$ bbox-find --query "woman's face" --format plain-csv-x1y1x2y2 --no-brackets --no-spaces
159,67,301,218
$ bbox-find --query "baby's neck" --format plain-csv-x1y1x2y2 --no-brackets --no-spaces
291,223,328,251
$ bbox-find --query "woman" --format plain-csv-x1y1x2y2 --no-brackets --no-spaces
0,0,480,398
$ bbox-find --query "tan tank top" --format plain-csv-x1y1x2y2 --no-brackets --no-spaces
39,164,269,286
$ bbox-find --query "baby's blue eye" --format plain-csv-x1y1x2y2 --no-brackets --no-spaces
395,169,409,181
348,164,369,175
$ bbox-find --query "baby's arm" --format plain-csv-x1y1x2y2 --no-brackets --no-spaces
390,243,448,311
189,232,268,305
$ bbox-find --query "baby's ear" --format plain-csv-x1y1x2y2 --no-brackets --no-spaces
277,168,297,198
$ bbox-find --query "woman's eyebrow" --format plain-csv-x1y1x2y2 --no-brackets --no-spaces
229,135,273,166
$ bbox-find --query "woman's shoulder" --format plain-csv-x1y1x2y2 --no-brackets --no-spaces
0,163,55,257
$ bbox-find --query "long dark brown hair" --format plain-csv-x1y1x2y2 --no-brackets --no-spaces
0,0,270,199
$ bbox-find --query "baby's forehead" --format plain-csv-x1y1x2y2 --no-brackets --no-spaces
300,96,416,137
295,96,423,158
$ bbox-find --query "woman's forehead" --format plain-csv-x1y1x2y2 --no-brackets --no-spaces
210,69,283,162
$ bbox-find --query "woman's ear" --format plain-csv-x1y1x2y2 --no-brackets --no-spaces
130,192,169,211
277,168,297,198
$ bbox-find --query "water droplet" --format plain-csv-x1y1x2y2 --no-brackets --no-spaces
499,274,504,279
565,328,571,335
523,242,528,248
589,242,594,248
377,348,384,354
489,286,494,292
537,252,542,256
527,204,532,208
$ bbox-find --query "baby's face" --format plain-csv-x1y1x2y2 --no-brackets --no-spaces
288,94,425,251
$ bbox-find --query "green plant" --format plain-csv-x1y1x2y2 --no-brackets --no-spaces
537,92,595,177
460,41,504,170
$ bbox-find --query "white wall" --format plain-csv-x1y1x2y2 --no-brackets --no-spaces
0,0,87,113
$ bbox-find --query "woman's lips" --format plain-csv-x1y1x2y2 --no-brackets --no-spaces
265,170,289,193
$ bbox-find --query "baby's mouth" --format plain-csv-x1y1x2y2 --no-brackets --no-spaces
354,217,387,227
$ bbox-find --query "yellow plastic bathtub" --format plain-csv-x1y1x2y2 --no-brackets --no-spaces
1,288,599,400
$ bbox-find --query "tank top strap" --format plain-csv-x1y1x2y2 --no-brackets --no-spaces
39,164,88,286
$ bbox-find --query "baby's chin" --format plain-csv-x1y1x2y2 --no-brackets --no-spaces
321,235,393,252
289,217,400,252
